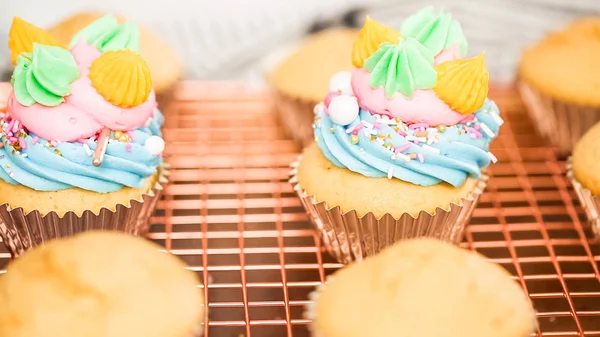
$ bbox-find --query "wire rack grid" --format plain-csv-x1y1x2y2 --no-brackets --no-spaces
0,82,599,337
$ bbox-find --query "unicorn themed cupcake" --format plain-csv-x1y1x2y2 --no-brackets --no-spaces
290,7,503,263
0,16,167,256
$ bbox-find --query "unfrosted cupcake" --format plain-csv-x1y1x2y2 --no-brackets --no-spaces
290,7,503,263
0,231,205,337
269,27,358,146
48,12,182,111
567,120,600,237
0,17,167,256
306,238,537,337
519,17,600,155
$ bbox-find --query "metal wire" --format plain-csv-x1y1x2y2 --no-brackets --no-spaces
0,82,599,336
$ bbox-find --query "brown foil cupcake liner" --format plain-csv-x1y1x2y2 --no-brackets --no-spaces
0,166,169,258
289,156,488,263
156,82,179,114
272,91,318,147
566,158,600,237
518,81,600,156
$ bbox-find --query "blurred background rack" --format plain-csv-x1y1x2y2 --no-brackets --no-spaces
1,82,600,337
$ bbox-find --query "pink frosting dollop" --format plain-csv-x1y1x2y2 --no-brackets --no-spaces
351,69,465,126
434,44,461,66
349,45,467,126
7,40,157,142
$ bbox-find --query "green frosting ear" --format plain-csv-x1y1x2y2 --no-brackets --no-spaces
102,22,140,52
400,6,468,56
11,44,79,107
364,37,437,98
69,14,141,53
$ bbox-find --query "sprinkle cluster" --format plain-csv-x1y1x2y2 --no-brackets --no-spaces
313,103,502,179
0,110,143,180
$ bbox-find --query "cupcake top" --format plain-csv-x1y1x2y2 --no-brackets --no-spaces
519,17,600,107
0,231,205,337
308,238,537,337
269,28,358,102
1,15,165,193
313,7,502,188
48,12,183,94
572,120,600,194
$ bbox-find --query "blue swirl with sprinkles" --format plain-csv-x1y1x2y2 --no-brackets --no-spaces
0,109,164,193
314,99,502,187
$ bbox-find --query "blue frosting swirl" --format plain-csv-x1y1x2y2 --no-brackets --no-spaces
0,109,164,193
314,100,501,187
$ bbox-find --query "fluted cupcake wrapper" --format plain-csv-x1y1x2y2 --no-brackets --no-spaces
518,82,600,156
273,91,319,147
566,158,600,237
0,166,169,258
290,156,488,264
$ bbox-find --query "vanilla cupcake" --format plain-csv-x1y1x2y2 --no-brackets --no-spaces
48,12,182,111
0,17,167,256
519,17,600,155
0,231,205,337
290,7,502,263
567,120,600,237
269,27,358,146
306,238,537,337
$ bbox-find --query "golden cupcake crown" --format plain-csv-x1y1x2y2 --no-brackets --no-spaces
8,17,66,65
89,49,153,108
352,16,402,68
434,53,489,115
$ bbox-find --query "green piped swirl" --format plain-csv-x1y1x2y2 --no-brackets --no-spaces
364,37,437,98
11,44,79,107
400,6,468,56
69,14,140,53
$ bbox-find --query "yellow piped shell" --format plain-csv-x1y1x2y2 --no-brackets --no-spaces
352,16,402,68
89,49,153,108
434,53,489,115
8,17,65,65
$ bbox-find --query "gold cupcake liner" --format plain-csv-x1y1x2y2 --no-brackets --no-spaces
290,156,488,263
0,166,169,258
518,81,600,156
272,91,318,147
566,158,600,237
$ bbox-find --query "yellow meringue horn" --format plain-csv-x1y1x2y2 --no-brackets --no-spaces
8,17,66,65
352,16,402,68
434,53,489,115
89,49,153,108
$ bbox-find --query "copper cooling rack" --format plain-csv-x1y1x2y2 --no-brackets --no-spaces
0,82,599,337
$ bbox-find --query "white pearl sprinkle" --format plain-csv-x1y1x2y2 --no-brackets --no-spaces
328,95,359,126
328,71,353,95
144,136,165,156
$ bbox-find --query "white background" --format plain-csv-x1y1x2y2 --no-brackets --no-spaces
1,0,599,83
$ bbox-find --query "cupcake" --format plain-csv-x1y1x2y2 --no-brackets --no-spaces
47,12,182,112
306,238,537,337
518,17,600,155
269,27,358,146
0,231,205,337
290,7,502,263
0,17,167,257
567,120,600,237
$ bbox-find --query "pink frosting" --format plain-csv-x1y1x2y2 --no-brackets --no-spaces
350,46,467,126
434,44,461,66
8,40,157,142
